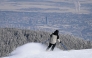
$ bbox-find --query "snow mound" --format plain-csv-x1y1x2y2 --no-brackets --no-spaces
2,43,92,58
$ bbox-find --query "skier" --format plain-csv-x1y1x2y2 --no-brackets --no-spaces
46,30,61,51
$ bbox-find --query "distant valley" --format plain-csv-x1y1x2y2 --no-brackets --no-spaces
0,11,92,40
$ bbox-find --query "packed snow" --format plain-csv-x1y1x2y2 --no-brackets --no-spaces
2,43,92,58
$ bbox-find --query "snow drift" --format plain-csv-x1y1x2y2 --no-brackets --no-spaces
2,43,92,58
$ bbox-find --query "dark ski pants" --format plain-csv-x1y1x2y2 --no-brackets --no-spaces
46,43,56,51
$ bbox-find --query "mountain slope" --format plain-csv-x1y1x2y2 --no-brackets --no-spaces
0,28,92,57
2,43,92,58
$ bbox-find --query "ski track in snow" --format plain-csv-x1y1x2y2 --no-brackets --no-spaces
1,42,92,58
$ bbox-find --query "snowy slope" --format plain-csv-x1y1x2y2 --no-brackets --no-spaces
2,43,92,58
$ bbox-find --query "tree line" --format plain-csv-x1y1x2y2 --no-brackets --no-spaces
0,28,92,57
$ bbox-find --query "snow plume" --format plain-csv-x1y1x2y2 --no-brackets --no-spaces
2,43,92,58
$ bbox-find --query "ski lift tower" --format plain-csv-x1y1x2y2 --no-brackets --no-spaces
46,16,48,25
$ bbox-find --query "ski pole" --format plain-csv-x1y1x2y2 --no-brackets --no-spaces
60,42,67,50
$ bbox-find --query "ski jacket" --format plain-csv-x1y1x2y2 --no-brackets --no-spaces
49,34,60,44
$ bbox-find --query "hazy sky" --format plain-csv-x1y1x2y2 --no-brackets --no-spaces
0,0,92,14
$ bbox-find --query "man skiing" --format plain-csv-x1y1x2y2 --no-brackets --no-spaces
46,30,61,51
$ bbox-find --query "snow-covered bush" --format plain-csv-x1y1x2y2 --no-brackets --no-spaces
0,28,92,57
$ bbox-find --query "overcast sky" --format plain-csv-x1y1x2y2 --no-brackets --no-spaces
0,0,92,14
